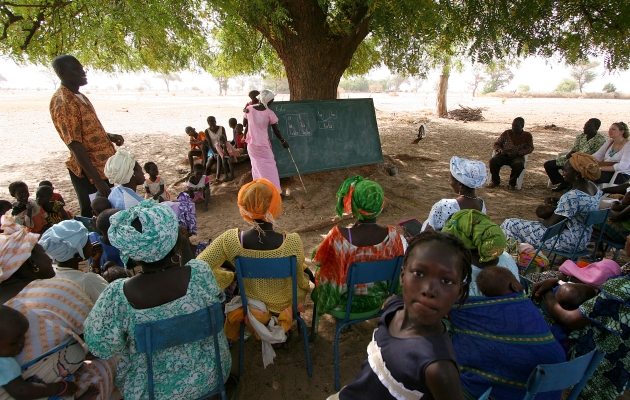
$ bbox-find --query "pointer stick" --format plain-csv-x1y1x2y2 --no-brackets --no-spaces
287,148,307,193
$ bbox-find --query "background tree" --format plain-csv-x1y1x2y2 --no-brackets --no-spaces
2,0,630,100
39,69,59,90
569,61,600,93
603,83,617,93
0,73,6,85
154,73,181,92
467,64,485,97
555,78,578,92
481,62,515,94
517,85,530,93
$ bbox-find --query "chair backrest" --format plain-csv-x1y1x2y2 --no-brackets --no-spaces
523,220,566,274
134,303,226,400
522,349,605,400
234,256,298,317
342,256,404,321
573,208,610,258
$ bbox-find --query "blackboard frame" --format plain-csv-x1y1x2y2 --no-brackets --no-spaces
266,98,383,178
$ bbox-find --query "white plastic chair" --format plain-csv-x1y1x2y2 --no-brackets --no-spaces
597,169,630,189
488,150,528,190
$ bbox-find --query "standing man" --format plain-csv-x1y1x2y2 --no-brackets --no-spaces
488,117,534,190
544,118,605,192
49,55,124,217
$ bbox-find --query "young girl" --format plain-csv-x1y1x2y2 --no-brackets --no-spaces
235,123,247,152
186,163,211,212
143,162,171,202
331,231,472,400
215,133,237,182
36,185,70,229
38,180,65,205
8,181,47,234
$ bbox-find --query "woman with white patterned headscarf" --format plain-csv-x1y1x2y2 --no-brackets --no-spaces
422,156,488,232
242,89,290,192
104,149,146,210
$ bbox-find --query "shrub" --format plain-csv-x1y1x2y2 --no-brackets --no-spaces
603,83,617,93
482,81,499,94
517,85,530,93
555,79,578,92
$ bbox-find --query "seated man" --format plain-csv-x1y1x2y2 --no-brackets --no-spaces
450,266,566,400
544,118,605,192
488,117,534,190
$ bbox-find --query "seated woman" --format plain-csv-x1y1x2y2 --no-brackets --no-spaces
196,179,310,357
104,149,147,210
0,215,116,400
422,156,487,231
442,209,519,297
450,266,566,400
532,237,630,400
84,201,231,399
312,176,407,319
590,122,630,184
38,219,108,303
501,153,602,254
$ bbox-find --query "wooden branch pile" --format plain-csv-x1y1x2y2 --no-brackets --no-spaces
447,104,486,121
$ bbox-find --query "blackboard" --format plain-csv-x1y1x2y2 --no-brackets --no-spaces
266,98,383,178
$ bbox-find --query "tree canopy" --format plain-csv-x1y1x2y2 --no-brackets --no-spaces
2,0,630,99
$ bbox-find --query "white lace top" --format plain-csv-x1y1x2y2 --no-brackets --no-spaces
421,198,486,232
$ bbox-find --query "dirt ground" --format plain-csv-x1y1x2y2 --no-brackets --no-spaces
1,90,629,399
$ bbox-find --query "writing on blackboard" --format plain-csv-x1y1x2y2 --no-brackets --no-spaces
286,114,312,136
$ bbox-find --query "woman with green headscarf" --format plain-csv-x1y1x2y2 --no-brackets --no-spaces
311,176,407,321
443,209,519,296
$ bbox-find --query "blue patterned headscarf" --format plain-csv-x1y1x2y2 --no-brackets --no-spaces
39,220,88,262
108,200,179,263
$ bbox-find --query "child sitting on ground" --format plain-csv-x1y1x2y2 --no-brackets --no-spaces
215,133,237,182
36,185,70,229
38,180,65,205
0,305,87,400
8,181,47,234
476,266,524,297
186,164,211,212
0,200,11,217
91,197,112,217
185,126,207,174
332,231,472,400
143,162,171,202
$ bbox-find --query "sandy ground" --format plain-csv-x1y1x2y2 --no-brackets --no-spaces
1,89,630,399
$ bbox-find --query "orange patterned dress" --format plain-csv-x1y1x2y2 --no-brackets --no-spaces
312,226,405,315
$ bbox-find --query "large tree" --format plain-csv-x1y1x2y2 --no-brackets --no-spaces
2,0,630,100
570,60,600,93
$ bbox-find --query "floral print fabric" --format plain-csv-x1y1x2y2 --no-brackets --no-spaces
84,260,231,400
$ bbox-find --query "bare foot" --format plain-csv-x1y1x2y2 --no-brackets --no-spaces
76,384,99,400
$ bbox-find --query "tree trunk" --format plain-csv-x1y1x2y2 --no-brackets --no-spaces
251,0,371,100
436,62,451,117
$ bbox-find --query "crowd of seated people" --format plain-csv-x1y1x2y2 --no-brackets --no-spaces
3,111,630,400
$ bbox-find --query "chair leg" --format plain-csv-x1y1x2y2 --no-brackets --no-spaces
238,323,245,377
334,323,344,391
310,303,318,342
297,316,313,377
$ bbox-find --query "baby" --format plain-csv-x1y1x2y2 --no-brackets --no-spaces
476,266,523,297
535,197,558,220
0,305,81,399
554,282,598,310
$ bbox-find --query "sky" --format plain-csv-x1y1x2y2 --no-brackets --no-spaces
1,55,629,94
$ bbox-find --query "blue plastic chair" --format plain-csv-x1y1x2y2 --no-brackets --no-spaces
310,256,404,391
546,209,610,262
478,387,492,400
134,303,228,400
234,256,312,377
522,349,604,400
601,236,626,261
522,220,566,275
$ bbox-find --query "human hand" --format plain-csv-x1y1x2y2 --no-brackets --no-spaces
543,197,558,206
95,180,111,198
107,133,124,146
281,140,290,149
153,194,160,201
565,151,573,159
531,278,559,299
91,242,103,261
56,380,79,396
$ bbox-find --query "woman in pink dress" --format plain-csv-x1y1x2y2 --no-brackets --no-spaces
243,89,289,192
